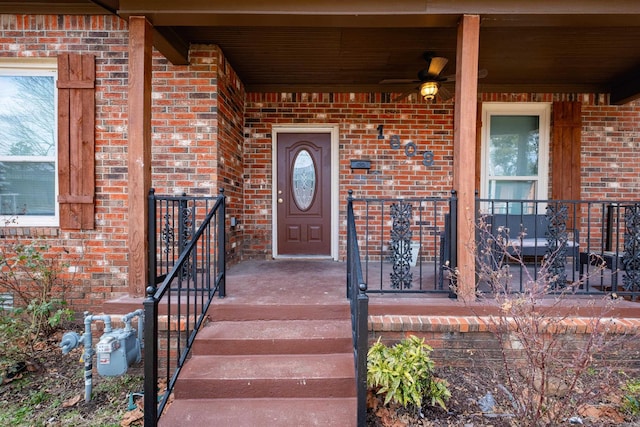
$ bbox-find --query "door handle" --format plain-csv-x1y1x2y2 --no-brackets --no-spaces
278,198,283,203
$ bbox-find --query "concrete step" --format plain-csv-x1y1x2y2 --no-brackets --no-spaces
174,353,356,399
208,300,350,321
193,319,353,355
158,397,357,427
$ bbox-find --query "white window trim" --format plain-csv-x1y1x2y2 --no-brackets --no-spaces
480,102,551,205
0,59,59,227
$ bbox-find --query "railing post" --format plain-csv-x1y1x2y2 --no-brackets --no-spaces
347,190,354,299
356,283,368,427
143,286,158,427
449,190,458,298
147,189,156,286
217,188,226,297
178,192,188,253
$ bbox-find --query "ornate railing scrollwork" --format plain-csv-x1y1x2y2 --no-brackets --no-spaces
545,203,569,287
622,204,640,293
390,201,413,289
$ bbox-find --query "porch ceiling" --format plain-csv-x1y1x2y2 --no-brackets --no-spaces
4,0,640,104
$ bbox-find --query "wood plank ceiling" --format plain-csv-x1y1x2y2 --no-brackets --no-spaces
2,0,640,104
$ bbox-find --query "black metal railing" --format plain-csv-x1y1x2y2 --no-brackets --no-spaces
348,193,456,295
346,190,369,427
144,189,226,426
475,197,640,299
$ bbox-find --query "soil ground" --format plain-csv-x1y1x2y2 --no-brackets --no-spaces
1,329,638,426
0,328,145,427
368,366,640,427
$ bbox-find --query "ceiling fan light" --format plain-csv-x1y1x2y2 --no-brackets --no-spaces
420,81,439,100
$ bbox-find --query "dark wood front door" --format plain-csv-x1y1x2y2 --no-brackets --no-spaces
277,133,331,255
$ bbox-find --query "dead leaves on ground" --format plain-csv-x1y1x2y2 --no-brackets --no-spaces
62,394,82,408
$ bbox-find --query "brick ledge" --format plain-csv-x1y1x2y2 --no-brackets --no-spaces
369,315,640,334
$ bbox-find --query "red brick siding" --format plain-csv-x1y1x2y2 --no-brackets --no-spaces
244,94,455,259
0,14,130,311
151,45,245,261
244,93,640,260
2,14,640,311
370,315,640,368
214,49,245,261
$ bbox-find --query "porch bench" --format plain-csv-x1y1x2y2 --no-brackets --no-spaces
579,250,635,291
480,214,580,269
439,213,581,289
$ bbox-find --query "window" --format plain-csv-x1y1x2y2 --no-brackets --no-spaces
480,103,550,213
0,60,58,226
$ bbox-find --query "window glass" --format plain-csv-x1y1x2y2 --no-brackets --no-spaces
291,149,316,211
481,103,550,214
0,66,57,224
488,115,539,177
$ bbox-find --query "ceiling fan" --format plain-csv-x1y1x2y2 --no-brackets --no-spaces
380,52,487,102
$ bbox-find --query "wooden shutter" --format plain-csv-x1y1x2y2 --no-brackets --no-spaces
552,101,582,201
57,53,95,230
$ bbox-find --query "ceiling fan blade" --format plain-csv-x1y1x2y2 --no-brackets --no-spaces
379,78,420,84
427,56,449,77
438,85,453,101
393,87,417,102
439,68,488,83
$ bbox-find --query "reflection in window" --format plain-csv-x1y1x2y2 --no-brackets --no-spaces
481,103,550,214
0,69,57,222
292,149,316,211
488,115,539,177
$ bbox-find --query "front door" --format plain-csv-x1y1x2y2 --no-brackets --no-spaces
276,133,331,256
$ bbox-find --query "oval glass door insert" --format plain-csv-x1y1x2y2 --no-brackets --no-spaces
292,149,316,210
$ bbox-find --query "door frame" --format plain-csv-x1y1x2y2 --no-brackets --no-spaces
272,125,339,260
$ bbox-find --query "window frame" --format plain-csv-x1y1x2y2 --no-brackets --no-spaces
480,102,551,207
0,59,59,227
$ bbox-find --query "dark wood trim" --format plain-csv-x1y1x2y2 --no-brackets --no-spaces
153,26,190,65
57,53,96,230
0,3,110,14
610,66,640,105
452,14,480,301
117,0,640,21
56,80,95,89
128,16,153,296
552,101,582,202
58,195,94,204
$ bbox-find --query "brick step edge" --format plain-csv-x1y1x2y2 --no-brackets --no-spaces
159,397,357,427
370,314,640,334
193,319,352,355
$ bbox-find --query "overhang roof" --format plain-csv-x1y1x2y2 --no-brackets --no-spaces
3,0,640,104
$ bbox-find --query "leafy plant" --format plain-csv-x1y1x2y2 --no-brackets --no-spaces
0,240,75,371
622,377,640,416
367,335,450,410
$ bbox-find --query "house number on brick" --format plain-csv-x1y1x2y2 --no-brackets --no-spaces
388,134,434,167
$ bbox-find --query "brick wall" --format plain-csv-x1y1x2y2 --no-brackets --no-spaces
0,16,246,311
244,93,456,258
150,44,245,261
2,13,640,312
244,92,640,260
213,48,245,260
369,314,640,368
0,14,131,311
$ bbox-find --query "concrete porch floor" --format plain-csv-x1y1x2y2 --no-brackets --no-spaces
103,258,640,319
215,259,640,319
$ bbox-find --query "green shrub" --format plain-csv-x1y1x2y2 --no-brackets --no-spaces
622,377,640,416
0,241,74,371
367,335,450,410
